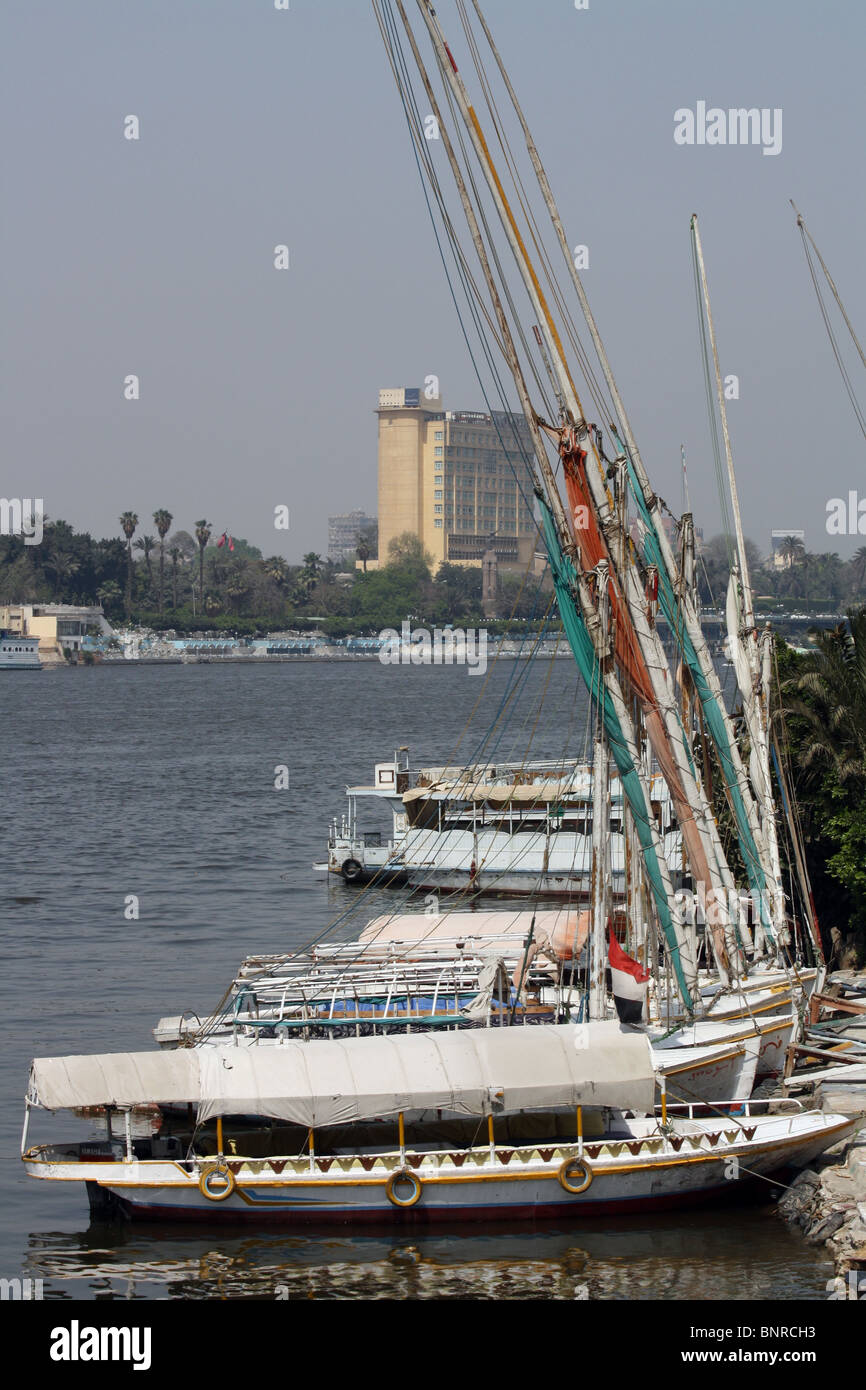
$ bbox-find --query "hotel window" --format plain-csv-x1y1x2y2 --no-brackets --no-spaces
434,504,443,514
434,474,443,485
434,518,443,528
435,430,443,440
434,490,443,500
435,446,444,457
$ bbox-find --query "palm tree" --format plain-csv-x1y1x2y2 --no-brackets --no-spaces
168,546,183,610
96,580,122,615
153,509,173,616
264,556,289,588
44,549,80,598
779,534,805,569
783,607,866,786
194,519,212,613
225,569,250,615
356,534,370,573
119,512,138,618
134,535,156,596
850,547,866,598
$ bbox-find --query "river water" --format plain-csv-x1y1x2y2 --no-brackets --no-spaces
0,660,832,1299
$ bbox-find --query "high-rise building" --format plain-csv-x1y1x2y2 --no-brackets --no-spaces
376,387,536,570
328,510,376,565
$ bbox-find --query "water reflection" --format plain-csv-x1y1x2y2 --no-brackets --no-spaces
23,1209,831,1300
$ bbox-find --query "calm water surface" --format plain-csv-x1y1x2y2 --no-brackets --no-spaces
0,661,831,1299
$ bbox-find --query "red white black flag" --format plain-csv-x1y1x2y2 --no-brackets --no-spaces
608,933,650,1024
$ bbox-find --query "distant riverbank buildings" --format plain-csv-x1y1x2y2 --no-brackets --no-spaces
0,603,111,661
327,510,377,567
375,387,538,572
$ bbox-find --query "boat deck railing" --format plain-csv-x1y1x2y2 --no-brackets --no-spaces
25,1099,816,1175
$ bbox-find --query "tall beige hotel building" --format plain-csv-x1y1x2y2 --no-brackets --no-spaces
376,386,537,570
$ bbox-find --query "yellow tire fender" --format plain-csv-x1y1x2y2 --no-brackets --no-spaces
385,1169,423,1208
557,1157,593,1195
199,1163,236,1202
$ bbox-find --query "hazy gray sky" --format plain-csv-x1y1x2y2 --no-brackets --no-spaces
3,0,864,561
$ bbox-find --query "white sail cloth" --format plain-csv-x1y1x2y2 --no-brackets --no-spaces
29,1023,655,1125
725,571,770,808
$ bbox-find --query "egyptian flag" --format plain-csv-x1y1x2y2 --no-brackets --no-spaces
217,532,235,552
609,933,650,1024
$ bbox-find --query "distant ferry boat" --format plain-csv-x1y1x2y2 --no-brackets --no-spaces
0,632,42,670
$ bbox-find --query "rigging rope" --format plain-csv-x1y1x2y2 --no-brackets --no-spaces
793,206,866,443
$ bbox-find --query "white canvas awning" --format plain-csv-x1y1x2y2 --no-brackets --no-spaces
28,1023,655,1125
28,1049,201,1112
197,1023,653,1125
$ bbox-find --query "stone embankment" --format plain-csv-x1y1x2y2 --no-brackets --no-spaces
777,973,866,1292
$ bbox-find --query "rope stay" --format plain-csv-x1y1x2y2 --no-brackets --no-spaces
791,200,866,443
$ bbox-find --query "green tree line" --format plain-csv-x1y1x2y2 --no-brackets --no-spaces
777,609,866,964
0,519,544,631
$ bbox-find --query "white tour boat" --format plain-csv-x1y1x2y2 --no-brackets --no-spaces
319,751,682,897
0,631,42,670
22,1023,853,1224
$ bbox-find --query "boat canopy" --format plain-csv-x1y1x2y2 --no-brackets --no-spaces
404,780,586,805
28,1023,655,1126
358,908,589,960
403,777,666,806
28,1049,200,1112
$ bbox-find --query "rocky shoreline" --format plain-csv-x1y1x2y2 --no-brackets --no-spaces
777,1081,866,1295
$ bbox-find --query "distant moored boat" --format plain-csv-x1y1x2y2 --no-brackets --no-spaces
0,632,42,670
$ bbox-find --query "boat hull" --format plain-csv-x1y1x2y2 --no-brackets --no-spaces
28,1112,855,1226
652,1013,797,1080
653,1042,758,1103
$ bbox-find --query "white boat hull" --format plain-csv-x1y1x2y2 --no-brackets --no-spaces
653,1042,759,1103
25,1111,854,1224
651,1014,796,1080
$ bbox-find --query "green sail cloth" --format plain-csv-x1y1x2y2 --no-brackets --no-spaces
623,458,775,942
537,496,695,1011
